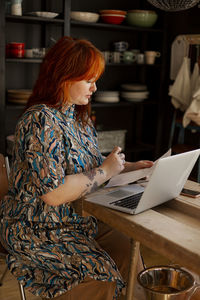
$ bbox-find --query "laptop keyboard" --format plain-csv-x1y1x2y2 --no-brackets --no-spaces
110,192,144,209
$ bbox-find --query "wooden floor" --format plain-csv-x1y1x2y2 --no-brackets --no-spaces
0,246,199,300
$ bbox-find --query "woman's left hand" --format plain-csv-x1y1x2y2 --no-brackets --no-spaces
123,160,154,173
131,160,153,170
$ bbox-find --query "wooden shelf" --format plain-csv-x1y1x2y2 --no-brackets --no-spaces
6,14,64,24
71,20,164,33
6,58,43,63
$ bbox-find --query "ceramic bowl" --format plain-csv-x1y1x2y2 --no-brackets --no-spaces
99,10,127,16
126,10,158,27
100,14,126,25
70,11,99,23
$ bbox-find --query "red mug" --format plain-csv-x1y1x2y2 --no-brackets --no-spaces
7,42,25,58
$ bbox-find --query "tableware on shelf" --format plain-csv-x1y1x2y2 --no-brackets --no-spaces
95,91,119,97
121,89,149,102
121,83,148,91
7,42,25,58
100,13,126,25
121,91,149,98
126,10,158,27
113,41,129,52
24,49,33,58
123,51,136,63
145,50,161,64
94,91,120,103
136,53,145,64
102,51,112,63
27,11,59,18
11,0,22,16
32,48,46,58
70,11,99,23
94,96,120,103
7,89,32,104
99,10,127,16
111,51,122,63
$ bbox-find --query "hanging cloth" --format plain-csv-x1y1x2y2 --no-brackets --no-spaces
170,35,190,80
183,68,200,127
169,57,191,111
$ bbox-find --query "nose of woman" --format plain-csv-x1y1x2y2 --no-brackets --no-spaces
91,82,97,93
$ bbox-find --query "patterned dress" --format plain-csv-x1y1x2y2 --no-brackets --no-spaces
0,104,125,299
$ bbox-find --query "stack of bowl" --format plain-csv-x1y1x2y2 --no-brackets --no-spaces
7,89,32,105
126,10,158,28
99,10,127,25
94,91,120,103
120,83,149,102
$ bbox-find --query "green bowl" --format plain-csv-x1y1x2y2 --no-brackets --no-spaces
126,10,158,27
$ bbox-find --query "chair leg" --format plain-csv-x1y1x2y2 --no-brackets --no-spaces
0,265,9,286
18,281,26,300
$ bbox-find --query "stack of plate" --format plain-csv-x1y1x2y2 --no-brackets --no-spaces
94,91,120,103
120,83,149,102
7,89,32,105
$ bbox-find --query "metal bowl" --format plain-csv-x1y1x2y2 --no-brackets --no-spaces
137,265,196,300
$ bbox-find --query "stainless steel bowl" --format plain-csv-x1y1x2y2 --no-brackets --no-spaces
137,265,198,300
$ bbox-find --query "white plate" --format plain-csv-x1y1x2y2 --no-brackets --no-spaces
121,92,149,99
27,11,59,18
94,96,120,103
8,89,32,94
122,97,145,102
95,91,119,97
7,98,28,104
121,84,147,91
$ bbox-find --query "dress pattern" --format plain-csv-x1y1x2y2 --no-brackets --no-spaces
0,104,125,299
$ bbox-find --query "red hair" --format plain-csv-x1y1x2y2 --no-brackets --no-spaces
26,36,105,124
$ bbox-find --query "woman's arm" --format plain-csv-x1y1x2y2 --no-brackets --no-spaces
41,146,125,206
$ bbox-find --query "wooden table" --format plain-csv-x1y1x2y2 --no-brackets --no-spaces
82,180,200,300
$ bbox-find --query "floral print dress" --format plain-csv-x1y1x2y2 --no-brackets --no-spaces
0,104,125,299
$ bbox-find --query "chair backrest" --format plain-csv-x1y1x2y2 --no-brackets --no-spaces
0,154,9,200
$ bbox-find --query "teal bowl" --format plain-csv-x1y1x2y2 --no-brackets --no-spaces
126,10,158,27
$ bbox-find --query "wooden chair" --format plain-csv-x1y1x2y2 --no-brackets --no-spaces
0,154,27,300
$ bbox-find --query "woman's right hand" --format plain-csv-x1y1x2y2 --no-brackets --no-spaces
101,146,125,179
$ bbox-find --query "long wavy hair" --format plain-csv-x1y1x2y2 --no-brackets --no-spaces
26,36,105,124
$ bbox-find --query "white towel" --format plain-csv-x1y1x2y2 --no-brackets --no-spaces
183,88,200,127
169,57,191,112
183,62,200,127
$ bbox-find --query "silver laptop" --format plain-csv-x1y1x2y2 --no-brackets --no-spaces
85,149,200,215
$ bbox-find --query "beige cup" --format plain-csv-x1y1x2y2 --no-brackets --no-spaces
145,51,161,65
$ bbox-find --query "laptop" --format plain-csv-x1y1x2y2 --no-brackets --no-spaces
85,149,200,215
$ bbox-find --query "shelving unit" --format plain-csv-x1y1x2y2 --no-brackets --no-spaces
0,0,168,161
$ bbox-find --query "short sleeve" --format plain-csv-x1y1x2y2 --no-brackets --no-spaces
16,109,67,196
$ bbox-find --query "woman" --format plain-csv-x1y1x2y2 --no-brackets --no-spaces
0,36,153,299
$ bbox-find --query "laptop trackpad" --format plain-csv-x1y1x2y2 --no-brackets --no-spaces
107,189,133,198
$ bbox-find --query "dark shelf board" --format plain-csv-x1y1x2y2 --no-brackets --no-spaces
6,14,64,24
106,62,162,67
91,100,157,108
6,58,43,63
71,20,163,33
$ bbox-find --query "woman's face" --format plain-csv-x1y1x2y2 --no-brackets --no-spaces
68,79,97,105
